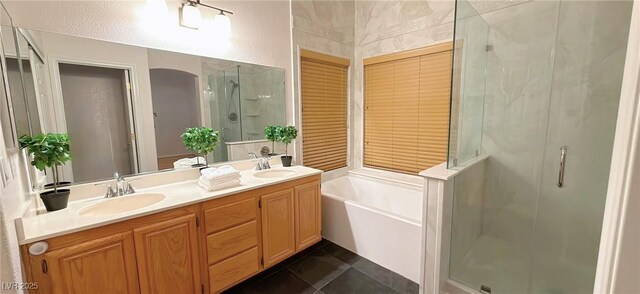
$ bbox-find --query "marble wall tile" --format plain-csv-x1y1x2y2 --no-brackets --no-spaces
292,0,355,45
292,29,355,58
354,0,455,46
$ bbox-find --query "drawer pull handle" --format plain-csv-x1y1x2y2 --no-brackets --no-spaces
41,260,48,273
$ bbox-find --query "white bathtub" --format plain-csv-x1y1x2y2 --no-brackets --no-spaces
321,173,423,282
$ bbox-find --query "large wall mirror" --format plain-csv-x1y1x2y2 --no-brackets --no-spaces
2,26,286,186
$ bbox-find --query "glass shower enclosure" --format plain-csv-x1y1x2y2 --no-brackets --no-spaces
447,0,633,293
206,64,286,162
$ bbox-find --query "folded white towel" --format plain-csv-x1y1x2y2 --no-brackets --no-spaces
198,174,240,186
197,179,241,192
200,165,239,181
201,165,237,176
173,157,206,169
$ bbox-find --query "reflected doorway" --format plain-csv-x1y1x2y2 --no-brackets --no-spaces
58,63,139,182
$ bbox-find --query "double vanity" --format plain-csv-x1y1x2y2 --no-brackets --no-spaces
16,165,321,294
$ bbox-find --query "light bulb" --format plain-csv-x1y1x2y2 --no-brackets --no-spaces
214,12,231,38
180,2,201,29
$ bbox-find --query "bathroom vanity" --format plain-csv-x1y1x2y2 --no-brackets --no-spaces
17,166,321,294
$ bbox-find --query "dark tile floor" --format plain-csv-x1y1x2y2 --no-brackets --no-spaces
224,239,419,294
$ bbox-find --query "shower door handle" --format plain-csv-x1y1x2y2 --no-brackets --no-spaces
558,146,568,188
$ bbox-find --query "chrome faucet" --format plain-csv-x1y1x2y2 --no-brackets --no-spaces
115,172,125,196
95,173,138,198
95,172,137,198
95,183,117,198
249,152,271,170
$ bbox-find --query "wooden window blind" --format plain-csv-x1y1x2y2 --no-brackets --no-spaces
364,43,453,174
300,49,349,171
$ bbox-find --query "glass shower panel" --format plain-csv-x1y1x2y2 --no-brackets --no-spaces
447,0,489,169
449,1,561,291
240,67,286,142
238,65,260,140
529,1,632,293
219,65,242,143
210,63,286,162
448,0,632,293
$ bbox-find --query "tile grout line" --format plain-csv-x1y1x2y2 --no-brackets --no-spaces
286,243,352,291
349,258,404,294
285,267,322,291
315,242,416,293
286,246,352,291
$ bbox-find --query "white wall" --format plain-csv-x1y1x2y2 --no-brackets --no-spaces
149,68,200,157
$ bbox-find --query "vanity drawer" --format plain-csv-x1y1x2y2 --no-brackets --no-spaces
209,247,259,293
205,197,257,233
207,220,258,264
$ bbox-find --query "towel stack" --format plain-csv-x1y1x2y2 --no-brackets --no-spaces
197,165,241,191
173,157,206,169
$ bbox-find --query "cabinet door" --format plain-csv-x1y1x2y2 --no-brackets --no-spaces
295,180,322,250
134,214,202,294
261,189,295,268
44,232,139,294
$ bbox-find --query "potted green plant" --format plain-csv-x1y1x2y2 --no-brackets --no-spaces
274,125,297,167
264,125,278,155
19,133,72,212
180,127,219,167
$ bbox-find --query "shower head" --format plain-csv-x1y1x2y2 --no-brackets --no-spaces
230,80,239,88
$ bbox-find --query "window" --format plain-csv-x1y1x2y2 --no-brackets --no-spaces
300,49,349,171
363,43,453,174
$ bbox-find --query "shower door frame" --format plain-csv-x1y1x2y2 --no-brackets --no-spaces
594,1,640,292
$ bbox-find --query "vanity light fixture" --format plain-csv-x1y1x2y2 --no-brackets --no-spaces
214,11,231,37
179,0,233,31
180,1,201,29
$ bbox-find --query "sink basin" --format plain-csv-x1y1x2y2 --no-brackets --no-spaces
79,193,166,216
253,169,296,178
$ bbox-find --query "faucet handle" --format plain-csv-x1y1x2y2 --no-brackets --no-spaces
124,178,140,195
124,183,135,195
262,157,271,169
95,183,117,198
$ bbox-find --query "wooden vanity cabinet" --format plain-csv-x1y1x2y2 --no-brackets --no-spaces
20,205,202,294
260,188,296,268
133,214,201,294
20,175,321,294
42,232,139,294
202,191,261,294
294,180,322,251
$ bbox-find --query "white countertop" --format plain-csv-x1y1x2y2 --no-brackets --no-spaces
16,165,321,245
